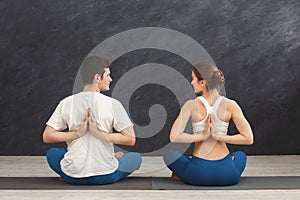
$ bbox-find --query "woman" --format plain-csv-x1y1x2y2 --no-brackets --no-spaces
163,62,254,186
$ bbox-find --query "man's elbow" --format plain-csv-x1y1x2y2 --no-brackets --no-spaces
127,137,136,146
42,132,52,144
43,135,50,144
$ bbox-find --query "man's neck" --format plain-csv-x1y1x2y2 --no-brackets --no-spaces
82,84,99,92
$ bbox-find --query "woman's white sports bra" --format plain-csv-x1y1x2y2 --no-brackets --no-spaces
192,96,229,135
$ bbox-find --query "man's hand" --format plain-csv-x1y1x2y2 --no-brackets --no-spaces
87,108,98,135
87,108,109,141
75,110,88,137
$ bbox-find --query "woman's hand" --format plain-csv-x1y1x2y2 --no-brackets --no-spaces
202,114,212,140
210,116,220,141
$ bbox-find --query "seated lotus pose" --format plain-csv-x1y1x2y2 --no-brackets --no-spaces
163,62,254,186
43,56,141,185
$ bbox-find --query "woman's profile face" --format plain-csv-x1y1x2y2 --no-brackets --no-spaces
191,70,203,94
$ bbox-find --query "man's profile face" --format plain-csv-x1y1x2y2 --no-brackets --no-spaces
98,68,112,92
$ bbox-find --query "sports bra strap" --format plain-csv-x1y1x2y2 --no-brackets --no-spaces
197,96,225,113
212,96,225,112
197,96,211,113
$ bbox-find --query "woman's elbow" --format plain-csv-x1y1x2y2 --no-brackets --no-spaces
249,137,254,145
246,136,254,145
169,134,178,143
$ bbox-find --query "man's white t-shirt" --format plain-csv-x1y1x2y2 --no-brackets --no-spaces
46,92,133,178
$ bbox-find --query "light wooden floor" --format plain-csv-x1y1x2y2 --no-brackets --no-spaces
0,156,300,199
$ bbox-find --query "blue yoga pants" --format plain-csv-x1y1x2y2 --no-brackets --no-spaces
46,148,142,185
163,150,247,186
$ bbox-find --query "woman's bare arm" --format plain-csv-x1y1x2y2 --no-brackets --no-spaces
170,100,210,143
212,100,254,145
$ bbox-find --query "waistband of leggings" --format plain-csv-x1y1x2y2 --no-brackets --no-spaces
191,153,231,163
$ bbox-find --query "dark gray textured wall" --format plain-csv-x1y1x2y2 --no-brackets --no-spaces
0,0,299,155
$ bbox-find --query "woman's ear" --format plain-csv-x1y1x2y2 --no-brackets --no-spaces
200,80,205,86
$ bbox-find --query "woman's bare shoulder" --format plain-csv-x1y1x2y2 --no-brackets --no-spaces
223,97,241,111
182,98,199,110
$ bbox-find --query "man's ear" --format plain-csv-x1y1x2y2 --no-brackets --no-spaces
94,74,101,83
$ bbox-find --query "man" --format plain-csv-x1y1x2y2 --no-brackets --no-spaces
43,56,141,184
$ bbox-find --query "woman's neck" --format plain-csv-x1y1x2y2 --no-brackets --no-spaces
201,89,220,105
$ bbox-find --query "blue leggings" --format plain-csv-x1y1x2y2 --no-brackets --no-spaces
163,150,247,186
46,148,142,185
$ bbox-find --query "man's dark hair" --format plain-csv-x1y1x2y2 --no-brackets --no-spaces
80,56,109,84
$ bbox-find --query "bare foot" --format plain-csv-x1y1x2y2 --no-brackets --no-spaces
171,172,180,181
114,151,124,158
58,177,64,181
